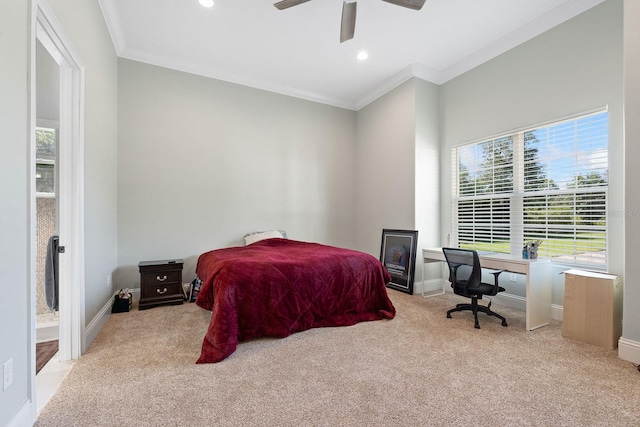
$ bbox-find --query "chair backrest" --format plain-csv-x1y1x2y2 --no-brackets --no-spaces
442,247,482,295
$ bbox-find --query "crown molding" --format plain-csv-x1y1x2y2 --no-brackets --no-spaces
98,0,126,54
98,0,605,112
437,0,606,84
119,47,358,110
354,63,443,111
353,0,606,110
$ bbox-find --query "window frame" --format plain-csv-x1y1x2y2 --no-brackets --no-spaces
451,109,609,270
35,125,57,199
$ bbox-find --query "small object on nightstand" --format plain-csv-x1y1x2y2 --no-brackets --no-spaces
138,259,184,310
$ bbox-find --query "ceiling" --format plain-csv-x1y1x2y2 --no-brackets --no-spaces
98,0,604,111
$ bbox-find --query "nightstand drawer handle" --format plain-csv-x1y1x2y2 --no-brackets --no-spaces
156,275,168,282
156,288,168,294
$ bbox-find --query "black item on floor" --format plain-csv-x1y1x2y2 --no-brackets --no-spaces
112,291,132,313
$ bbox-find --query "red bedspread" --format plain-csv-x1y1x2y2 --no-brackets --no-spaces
195,238,396,363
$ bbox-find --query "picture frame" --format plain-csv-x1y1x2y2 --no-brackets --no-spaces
379,229,418,294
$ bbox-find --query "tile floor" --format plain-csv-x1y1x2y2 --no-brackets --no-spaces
36,352,73,414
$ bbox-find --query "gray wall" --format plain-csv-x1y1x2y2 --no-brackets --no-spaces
355,80,417,256
0,1,30,424
354,78,441,287
624,0,640,344
48,0,118,326
415,79,442,282
1,0,118,424
47,0,119,336
116,59,357,286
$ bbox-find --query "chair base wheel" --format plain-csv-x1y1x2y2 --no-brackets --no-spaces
446,300,508,329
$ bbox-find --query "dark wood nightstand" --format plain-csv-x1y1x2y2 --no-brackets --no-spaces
138,259,184,310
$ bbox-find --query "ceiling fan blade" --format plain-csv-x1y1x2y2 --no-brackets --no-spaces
340,2,357,43
381,0,426,11
273,0,312,10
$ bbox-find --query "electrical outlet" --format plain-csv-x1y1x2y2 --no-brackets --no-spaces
3,359,13,391
509,273,517,282
107,274,112,289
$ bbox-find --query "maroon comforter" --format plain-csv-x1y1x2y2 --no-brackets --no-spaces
195,238,396,363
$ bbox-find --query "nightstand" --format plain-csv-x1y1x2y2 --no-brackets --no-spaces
138,259,184,310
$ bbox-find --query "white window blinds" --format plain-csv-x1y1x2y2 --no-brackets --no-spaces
452,110,608,268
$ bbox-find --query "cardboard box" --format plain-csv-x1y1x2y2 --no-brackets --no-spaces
562,269,622,349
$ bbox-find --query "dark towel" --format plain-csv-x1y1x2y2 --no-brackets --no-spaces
45,235,59,311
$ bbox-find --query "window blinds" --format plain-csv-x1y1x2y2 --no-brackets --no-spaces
452,110,608,268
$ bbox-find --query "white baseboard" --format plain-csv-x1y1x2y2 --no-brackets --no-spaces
36,321,59,343
83,289,140,352
618,337,640,365
8,401,34,427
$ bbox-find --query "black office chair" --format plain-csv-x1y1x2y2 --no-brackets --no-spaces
442,247,508,329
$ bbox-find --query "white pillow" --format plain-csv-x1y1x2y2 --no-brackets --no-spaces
244,230,285,245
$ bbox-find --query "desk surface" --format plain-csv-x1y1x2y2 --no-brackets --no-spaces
423,248,549,263
423,248,550,274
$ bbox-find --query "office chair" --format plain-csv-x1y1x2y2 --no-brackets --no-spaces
442,247,508,329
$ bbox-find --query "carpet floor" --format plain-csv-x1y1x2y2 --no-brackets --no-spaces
35,291,640,426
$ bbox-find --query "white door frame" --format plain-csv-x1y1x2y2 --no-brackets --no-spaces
29,0,85,377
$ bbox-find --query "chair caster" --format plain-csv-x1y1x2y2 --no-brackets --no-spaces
474,323,480,329
447,313,452,318
502,320,508,327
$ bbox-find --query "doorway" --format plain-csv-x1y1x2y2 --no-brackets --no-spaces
30,0,86,413
35,39,60,366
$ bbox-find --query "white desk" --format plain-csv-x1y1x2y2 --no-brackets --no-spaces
422,248,552,331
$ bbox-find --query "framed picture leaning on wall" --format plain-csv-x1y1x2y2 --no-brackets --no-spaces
379,229,418,294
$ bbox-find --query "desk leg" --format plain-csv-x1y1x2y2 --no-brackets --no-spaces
422,259,446,298
525,262,552,330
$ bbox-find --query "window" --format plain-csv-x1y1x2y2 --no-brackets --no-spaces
452,110,608,268
36,127,57,196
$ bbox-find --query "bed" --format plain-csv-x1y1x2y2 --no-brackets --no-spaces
194,238,396,363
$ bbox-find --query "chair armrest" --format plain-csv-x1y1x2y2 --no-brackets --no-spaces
488,269,504,287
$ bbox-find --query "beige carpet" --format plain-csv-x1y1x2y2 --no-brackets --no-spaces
36,291,640,426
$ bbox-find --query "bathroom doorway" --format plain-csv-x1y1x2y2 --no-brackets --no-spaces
30,1,86,412
35,39,60,365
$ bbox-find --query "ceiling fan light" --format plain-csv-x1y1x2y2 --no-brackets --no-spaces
357,51,368,61
198,0,214,8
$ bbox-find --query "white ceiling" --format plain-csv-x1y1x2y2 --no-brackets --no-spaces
98,0,605,110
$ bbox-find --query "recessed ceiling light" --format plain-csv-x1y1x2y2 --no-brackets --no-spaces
199,0,214,8
357,51,368,61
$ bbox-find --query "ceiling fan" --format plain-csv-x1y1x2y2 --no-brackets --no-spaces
274,0,426,43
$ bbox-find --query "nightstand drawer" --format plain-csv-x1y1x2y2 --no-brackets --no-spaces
141,270,181,287
141,282,182,299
